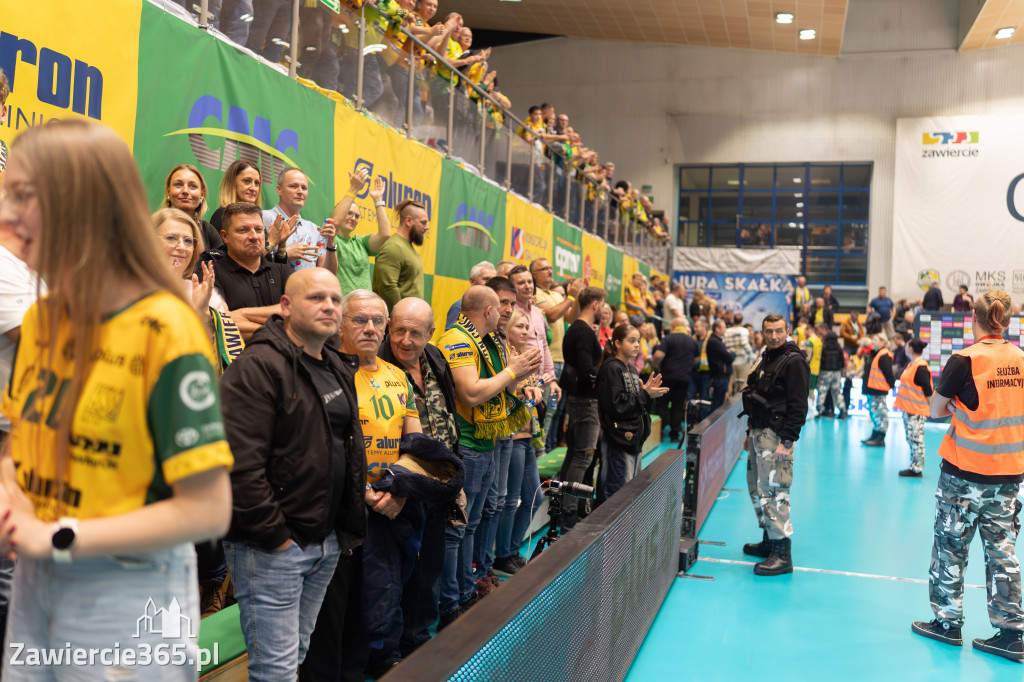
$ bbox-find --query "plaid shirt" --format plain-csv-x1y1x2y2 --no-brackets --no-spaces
723,325,753,362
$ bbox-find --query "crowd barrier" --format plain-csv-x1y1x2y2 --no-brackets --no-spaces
3,0,669,339
682,395,745,538
386,448,685,682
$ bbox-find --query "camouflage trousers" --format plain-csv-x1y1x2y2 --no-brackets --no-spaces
868,395,888,433
929,470,1024,629
903,413,926,473
746,427,793,540
814,370,845,413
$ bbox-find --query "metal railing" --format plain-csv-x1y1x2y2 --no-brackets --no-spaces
172,0,670,273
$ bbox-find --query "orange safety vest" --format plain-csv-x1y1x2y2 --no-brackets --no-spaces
894,357,931,416
937,340,1024,476
867,348,894,391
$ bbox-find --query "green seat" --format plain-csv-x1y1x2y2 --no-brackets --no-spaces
197,605,246,675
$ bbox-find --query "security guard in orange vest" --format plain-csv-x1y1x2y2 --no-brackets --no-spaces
911,290,1024,661
893,338,932,477
861,334,894,446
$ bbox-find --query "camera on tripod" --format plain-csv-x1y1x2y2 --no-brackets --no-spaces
531,479,596,560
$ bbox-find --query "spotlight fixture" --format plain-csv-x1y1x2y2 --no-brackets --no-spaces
996,27,1015,39
775,13,794,24
799,29,816,40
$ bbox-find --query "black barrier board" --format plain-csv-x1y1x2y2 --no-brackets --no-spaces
683,394,745,537
386,449,685,682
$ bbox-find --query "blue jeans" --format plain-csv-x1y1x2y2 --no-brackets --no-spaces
600,435,641,498
218,0,251,44
439,445,495,614
496,439,543,558
709,375,730,415
476,438,513,576
224,534,341,682
6,544,198,681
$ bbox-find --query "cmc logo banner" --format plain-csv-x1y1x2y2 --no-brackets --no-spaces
447,204,497,250
167,95,301,187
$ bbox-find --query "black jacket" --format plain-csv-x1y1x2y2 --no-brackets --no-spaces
597,358,653,454
742,341,810,442
378,337,460,447
922,287,943,311
220,317,366,552
706,334,736,378
819,332,845,372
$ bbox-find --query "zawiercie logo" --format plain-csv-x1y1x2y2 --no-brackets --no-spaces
921,131,980,159
921,132,979,145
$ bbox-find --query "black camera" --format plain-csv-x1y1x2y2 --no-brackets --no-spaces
545,479,595,498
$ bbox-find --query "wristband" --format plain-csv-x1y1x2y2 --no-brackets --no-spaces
374,201,386,207
567,295,576,303
347,192,359,199
506,368,517,381
325,246,337,252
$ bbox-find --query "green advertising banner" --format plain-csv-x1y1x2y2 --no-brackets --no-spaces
638,261,651,279
605,247,624,305
133,1,335,223
434,159,507,280
552,219,583,281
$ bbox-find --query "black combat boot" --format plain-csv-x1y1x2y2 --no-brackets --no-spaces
742,529,771,558
753,537,793,576
860,430,879,444
837,409,848,420
863,432,886,447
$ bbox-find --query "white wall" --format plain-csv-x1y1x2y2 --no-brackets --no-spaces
486,0,1024,300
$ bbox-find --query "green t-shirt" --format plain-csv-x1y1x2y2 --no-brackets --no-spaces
371,234,424,313
334,233,374,295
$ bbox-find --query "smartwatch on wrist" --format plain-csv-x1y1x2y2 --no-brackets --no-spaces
51,517,79,563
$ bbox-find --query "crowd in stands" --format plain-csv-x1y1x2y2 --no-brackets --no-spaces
169,0,670,244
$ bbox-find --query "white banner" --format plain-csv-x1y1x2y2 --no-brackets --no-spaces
893,115,1024,303
673,247,801,274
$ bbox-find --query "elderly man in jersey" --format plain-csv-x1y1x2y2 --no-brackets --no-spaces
220,268,366,682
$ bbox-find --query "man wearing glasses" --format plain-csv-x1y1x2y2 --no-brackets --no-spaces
740,313,809,577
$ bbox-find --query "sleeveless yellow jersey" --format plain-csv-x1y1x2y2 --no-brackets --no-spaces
355,359,418,483
1,292,234,522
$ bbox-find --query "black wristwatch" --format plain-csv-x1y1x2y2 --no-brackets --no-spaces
780,439,795,450
51,517,79,563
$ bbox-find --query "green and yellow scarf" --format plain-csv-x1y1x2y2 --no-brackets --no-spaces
453,315,531,440
211,308,244,375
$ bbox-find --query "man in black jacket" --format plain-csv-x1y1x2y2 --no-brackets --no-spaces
559,286,607,526
741,314,810,577
220,268,367,682
379,297,461,662
652,325,698,442
707,319,736,415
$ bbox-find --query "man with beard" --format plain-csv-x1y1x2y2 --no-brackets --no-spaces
373,199,428,311
740,313,809,576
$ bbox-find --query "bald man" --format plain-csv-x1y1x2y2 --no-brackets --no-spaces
435,286,542,628
378,297,461,657
220,267,369,682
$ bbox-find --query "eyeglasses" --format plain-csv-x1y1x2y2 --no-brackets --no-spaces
0,185,38,215
346,315,387,328
160,233,197,249
531,266,553,273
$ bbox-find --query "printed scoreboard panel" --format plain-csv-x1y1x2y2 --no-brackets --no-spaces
915,312,1024,376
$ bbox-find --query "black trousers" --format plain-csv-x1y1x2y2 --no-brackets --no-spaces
399,503,447,658
662,380,689,439
300,548,368,682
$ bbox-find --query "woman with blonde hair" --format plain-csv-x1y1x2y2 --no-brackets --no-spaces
493,310,545,575
0,120,234,679
162,163,222,251
912,289,1024,661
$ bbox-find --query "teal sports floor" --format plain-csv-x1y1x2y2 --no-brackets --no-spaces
625,414,1024,681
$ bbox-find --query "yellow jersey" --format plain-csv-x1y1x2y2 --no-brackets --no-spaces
355,359,418,483
2,292,233,522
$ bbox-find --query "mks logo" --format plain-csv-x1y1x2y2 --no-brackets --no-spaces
170,95,300,187
448,204,497,251
0,32,104,120
922,132,979,145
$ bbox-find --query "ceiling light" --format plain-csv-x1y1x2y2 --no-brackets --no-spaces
996,27,1015,39
793,177,802,183
775,13,794,24
796,212,803,217
799,29,816,40
794,193,803,198
796,202,804,208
